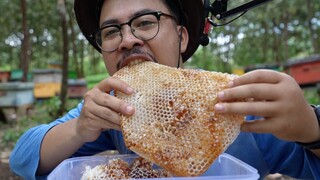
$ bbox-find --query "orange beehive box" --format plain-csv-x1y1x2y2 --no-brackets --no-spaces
284,54,320,86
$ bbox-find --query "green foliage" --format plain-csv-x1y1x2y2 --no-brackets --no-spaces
40,96,80,119
1,0,319,75
85,73,110,89
190,0,320,71
0,97,81,149
304,87,320,105
42,96,63,119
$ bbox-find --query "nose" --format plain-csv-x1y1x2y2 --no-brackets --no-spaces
118,26,144,51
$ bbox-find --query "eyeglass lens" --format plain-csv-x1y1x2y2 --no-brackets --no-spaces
95,13,160,52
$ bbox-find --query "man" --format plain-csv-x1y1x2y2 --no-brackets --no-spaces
9,0,320,179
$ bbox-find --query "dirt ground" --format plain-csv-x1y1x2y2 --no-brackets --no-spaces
0,142,22,179
0,161,22,180
0,109,23,180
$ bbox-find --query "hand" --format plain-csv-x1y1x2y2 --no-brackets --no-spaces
76,77,135,142
214,69,320,143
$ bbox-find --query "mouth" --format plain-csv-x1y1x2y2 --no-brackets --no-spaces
119,54,154,70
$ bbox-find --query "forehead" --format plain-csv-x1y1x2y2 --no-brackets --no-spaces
100,0,169,23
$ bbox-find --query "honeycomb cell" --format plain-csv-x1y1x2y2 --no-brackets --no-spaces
114,61,244,177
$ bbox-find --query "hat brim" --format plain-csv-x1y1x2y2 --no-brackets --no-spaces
74,0,204,62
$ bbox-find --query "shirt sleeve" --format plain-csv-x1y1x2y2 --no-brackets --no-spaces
9,101,84,180
252,133,319,179
245,115,320,179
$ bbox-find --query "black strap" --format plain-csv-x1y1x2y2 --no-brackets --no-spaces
296,105,320,150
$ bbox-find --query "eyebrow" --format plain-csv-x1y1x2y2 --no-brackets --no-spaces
100,9,157,28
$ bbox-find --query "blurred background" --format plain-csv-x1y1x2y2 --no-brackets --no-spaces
0,0,319,179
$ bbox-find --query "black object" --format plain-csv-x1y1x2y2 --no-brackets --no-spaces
296,105,320,150
201,0,273,46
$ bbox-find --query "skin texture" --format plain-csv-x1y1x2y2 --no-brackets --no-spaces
37,0,320,175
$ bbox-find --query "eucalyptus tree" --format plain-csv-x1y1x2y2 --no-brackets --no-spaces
189,0,320,72
0,0,22,69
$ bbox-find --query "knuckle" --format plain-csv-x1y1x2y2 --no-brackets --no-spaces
103,108,113,119
250,70,265,81
223,89,239,100
119,101,128,112
84,91,94,99
223,103,232,112
82,103,91,112
244,106,255,115
247,86,258,97
84,87,102,100
106,76,115,83
101,96,109,104
243,103,260,115
87,118,98,129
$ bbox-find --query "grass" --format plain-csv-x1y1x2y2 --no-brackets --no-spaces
85,73,109,89
303,87,320,105
0,72,110,150
0,97,81,150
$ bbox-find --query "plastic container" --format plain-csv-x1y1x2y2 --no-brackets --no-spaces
48,153,259,180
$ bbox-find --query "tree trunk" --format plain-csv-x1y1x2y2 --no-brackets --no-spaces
282,11,289,61
80,39,85,77
272,18,280,63
262,21,269,61
0,109,7,123
91,47,99,73
20,0,30,82
57,0,69,116
67,5,81,78
306,0,319,54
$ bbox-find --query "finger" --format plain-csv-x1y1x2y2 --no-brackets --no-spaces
88,103,122,125
231,70,283,87
93,93,135,116
85,112,122,131
84,86,135,116
214,101,279,117
95,77,134,95
217,83,280,101
81,108,121,130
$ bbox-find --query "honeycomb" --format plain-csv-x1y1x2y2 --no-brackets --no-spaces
113,60,244,177
81,157,172,180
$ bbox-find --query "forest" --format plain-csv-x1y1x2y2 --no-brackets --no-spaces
1,0,319,74
0,0,319,179
1,0,319,114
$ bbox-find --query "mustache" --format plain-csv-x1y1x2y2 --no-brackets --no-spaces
116,47,157,70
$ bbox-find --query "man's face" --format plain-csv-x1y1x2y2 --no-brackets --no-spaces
99,0,189,75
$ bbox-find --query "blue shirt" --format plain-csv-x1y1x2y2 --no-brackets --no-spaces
9,101,320,179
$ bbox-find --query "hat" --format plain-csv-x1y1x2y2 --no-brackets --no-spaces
74,0,205,62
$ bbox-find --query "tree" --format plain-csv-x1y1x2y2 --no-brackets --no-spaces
190,0,320,71
57,0,69,116
306,0,319,54
20,0,30,82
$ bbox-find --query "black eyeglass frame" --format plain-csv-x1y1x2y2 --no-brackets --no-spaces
90,11,177,52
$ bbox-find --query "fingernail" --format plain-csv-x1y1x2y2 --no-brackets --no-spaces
126,87,134,94
215,103,225,112
217,92,225,100
228,81,234,88
125,105,134,114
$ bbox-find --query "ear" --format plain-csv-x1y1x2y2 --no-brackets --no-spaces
178,26,189,53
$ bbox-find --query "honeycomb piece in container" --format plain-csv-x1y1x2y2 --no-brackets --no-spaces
114,60,244,177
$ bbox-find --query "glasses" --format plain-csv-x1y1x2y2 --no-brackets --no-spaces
92,11,176,52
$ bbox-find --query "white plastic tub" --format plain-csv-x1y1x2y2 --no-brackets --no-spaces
48,153,259,180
